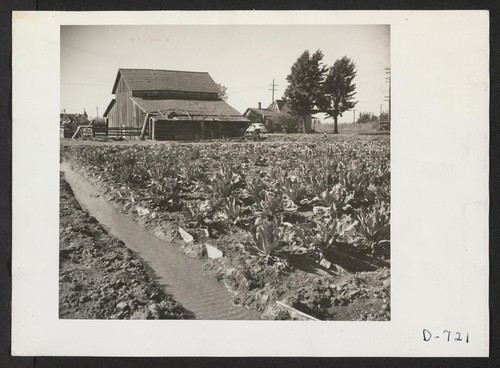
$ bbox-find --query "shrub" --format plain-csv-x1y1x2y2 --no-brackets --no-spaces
271,114,299,133
356,112,378,124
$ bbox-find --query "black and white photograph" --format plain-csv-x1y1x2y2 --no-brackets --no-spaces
11,11,489,357
59,24,391,321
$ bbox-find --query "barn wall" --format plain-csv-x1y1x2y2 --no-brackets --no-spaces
154,121,201,141
113,75,139,128
106,104,119,128
135,104,146,127
116,77,129,93
115,90,139,128
153,120,246,141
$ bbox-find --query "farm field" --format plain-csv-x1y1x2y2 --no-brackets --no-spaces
61,135,390,320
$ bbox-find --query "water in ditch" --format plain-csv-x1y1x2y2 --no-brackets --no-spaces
61,161,261,320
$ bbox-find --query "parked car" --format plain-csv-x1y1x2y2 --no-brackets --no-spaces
245,122,267,136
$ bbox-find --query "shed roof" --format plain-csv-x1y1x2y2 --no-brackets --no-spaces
112,69,221,94
130,97,249,122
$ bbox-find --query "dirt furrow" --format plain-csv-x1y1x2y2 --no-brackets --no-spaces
59,172,190,319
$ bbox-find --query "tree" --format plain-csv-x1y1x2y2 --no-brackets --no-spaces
217,84,228,100
283,50,327,134
319,56,358,134
356,112,378,124
379,111,389,123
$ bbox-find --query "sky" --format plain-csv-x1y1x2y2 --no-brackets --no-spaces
61,25,390,123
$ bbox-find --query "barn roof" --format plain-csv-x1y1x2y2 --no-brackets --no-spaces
112,69,221,94
130,97,249,122
103,99,116,117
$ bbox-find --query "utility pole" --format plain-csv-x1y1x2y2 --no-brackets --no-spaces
353,109,356,124
384,68,391,129
380,104,382,115
96,106,99,119
269,79,278,104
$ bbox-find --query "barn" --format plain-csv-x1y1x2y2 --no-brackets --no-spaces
103,68,249,140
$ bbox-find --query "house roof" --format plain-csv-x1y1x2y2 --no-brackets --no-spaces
112,69,221,94
243,108,280,119
130,97,249,122
103,99,116,118
60,113,76,121
268,99,287,111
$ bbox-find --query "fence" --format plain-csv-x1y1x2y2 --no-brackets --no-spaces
80,126,142,139
73,125,141,138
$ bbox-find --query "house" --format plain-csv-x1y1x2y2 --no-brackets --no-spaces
60,112,76,125
243,99,313,133
60,110,90,138
60,110,89,127
243,102,280,129
60,112,76,138
103,68,249,140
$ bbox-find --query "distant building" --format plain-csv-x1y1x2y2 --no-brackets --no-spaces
60,112,76,125
60,110,90,138
243,102,280,129
243,99,313,133
103,68,249,140
60,110,89,126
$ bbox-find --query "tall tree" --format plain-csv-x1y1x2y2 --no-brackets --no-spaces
283,50,327,134
320,56,358,134
217,83,228,100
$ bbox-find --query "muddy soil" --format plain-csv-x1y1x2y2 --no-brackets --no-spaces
202,233,390,321
59,173,189,319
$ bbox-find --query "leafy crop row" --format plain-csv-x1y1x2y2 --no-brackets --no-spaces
67,139,390,265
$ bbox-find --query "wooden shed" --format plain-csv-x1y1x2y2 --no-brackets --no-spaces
104,68,249,140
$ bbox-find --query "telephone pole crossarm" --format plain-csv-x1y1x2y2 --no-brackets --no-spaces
269,79,278,103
